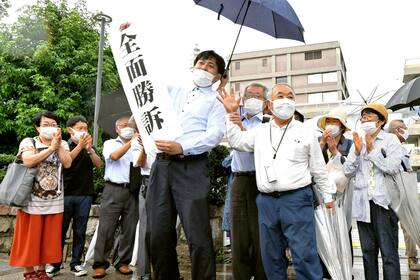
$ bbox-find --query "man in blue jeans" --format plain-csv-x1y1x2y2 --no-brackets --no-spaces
47,116,103,277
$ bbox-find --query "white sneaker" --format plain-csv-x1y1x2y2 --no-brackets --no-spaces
45,265,61,277
71,265,88,277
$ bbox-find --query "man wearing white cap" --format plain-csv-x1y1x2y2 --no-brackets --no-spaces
218,83,336,280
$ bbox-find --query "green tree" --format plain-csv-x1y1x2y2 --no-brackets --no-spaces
208,145,230,206
0,0,10,19
0,0,120,153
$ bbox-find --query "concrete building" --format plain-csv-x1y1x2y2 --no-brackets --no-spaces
403,58,420,83
400,58,420,169
227,41,349,118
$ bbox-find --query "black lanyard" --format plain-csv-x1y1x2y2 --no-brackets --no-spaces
269,120,290,159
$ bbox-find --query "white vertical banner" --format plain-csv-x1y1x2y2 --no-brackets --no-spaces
109,23,182,152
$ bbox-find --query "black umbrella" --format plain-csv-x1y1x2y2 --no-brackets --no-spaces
97,88,131,138
386,77,420,111
193,0,304,74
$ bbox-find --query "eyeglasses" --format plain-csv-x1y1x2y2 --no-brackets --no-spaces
40,123,58,128
243,93,264,99
360,113,378,122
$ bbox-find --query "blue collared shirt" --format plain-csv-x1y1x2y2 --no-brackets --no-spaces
231,112,263,172
343,130,402,223
103,137,133,184
168,84,226,155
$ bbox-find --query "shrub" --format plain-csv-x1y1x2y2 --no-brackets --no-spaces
208,145,230,206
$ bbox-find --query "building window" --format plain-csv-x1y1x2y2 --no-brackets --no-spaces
322,72,337,83
235,61,240,70
235,83,240,92
307,91,339,104
276,76,287,84
307,92,323,103
304,50,322,60
307,72,337,84
262,58,268,67
307,74,322,84
323,91,339,102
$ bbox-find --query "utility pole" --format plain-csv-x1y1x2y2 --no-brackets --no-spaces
92,13,112,146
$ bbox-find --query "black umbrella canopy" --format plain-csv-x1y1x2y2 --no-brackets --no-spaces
386,77,420,111
98,88,132,138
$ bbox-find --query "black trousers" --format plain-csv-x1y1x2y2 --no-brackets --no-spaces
146,156,215,280
230,174,266,280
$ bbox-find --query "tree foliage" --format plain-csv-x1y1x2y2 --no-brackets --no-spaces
0,0,120,153
208,145,230,206
0,0,10,19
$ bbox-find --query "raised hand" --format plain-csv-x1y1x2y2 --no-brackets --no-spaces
326,136,338,156
119,22,131,32
353,132,363,156
83,134,93,151
51,128,61,150
217,87,241,113
320,129,332,148
365,132,375,153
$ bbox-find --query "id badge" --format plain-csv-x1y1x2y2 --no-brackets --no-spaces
265,165,277,183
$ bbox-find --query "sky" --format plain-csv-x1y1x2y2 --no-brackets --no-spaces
5,0,420,104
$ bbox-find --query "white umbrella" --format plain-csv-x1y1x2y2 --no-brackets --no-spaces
386,171,420,247
84,224,99,266
315,202,352,280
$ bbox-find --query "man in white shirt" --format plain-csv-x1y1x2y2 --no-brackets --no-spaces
218,83,336,280
92,116,139,278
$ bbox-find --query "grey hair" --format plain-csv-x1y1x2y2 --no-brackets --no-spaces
271,83,295,96
243,82,269,99
115,115,130,127
388,119,405,133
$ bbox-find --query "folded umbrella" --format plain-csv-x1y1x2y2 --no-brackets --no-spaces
315,202,352,280
385,171,420,247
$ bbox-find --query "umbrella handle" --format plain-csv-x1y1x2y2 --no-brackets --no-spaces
224,0,252,77
217,4,224,20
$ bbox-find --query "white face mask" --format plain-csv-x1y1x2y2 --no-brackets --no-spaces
325,124,341,137
192,68,215,88
243,98,263,116
360,121,379,135
120,127,135,140
399,128,409,141
70,128,86,143
271,99,295,120
40,126,57,140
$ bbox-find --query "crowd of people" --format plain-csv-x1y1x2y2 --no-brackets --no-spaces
7,43,420,280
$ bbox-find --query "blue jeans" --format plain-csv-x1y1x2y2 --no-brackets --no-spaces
357,201,401,280
54,196,92,270
256,186,322,280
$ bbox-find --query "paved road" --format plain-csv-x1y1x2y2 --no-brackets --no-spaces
1,223,419,279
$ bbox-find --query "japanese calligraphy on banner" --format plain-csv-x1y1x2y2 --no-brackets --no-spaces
109,24,182,152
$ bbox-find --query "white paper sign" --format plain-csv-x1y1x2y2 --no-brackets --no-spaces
109,23,182,152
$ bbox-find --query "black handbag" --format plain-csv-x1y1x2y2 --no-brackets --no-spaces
129,162,142,195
